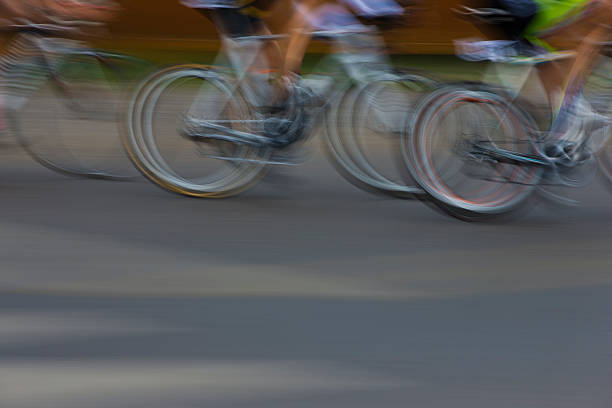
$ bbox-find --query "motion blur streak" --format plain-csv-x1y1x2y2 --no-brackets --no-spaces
0,0,611,407
1,360,401,407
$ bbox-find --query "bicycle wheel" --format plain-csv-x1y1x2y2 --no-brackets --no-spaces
324,84,375,188
404,85,542,220
123,65,269,198
349,73,436,197
11,51,136,180
325,73,434,198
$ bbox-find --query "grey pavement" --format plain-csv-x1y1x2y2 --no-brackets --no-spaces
0,139,611,408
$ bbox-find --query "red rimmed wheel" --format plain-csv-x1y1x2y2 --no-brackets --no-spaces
402,85,543,221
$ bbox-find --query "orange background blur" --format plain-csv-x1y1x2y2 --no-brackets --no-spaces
105,0,482,54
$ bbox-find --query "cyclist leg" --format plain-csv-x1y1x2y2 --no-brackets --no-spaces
279,0,329,83
191,4,282,108
280,0,403,76
531,0,612,114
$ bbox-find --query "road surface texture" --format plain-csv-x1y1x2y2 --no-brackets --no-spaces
0,136,611,408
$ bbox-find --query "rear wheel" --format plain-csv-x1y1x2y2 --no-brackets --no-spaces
403,86,542,220
123,65,269,197
325,73,434,198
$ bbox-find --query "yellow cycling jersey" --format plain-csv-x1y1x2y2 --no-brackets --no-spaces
527,0,593,36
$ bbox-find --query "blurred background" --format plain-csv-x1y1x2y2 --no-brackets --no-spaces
96,0,473,54
0,1,611,408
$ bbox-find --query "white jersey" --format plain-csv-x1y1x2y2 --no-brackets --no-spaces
340,0,403,17
305,0,403,32
180,0,238,8
182,0,402,14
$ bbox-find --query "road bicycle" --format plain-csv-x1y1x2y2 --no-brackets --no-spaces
122,27,435,198
1,18,147,179
402,7,611,220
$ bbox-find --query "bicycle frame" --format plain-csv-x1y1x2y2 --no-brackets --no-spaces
182,28,403,155
1,31,147,113
460,47,611,173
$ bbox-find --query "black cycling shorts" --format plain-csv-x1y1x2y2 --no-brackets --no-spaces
198,8,263,38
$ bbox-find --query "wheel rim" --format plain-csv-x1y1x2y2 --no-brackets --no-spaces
407,89,541,214
126,67,267,196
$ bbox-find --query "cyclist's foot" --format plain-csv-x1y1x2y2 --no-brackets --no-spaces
575,96,610,131
263,111,310,148
544,141,574,159
294,77,329,108
544,140,592,164
263,115,293,143
262,80,320,146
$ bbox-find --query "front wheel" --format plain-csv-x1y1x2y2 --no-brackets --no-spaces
325,73,434,198
123,65,269,198
403,86,542,220
11,51,137,180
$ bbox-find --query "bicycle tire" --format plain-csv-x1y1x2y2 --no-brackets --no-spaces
324,72,433,198
11,51,137,180
403,84,543,220
122,64,269,198
347,72,435,197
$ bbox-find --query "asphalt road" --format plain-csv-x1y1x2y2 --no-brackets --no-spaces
1,138,611,408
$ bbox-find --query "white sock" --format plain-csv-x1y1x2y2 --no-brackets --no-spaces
223,38,272,107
